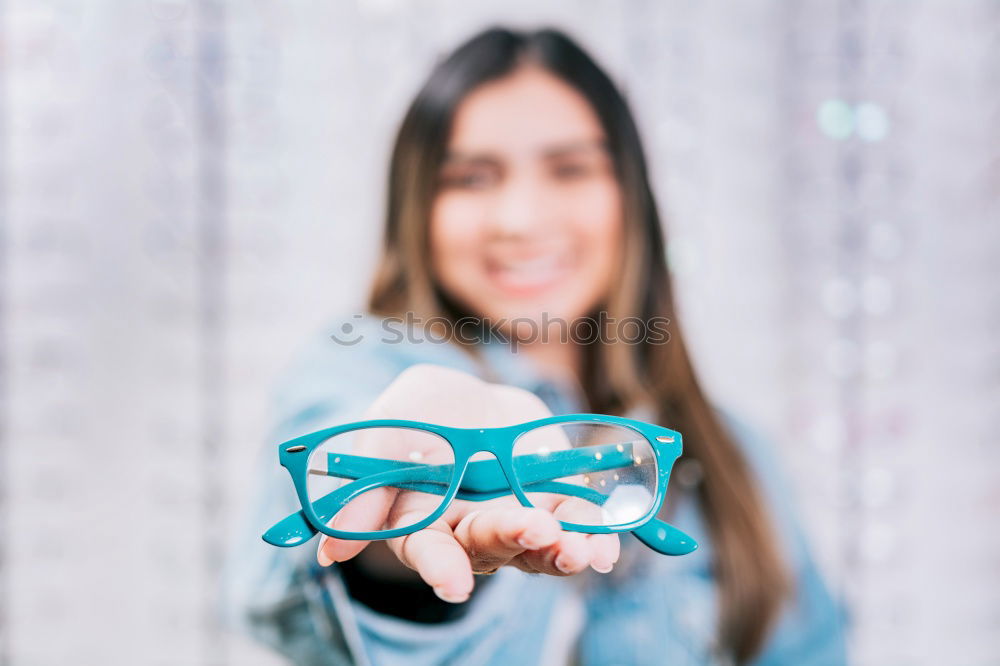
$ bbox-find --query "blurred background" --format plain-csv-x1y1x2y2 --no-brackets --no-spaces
1,1,998,664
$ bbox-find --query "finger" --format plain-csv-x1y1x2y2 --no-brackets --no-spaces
437,493,514,525
385,488,448,532
452,507,562,571
551,494,605,527
317,486,394,566
587,533,620,573
387,522,474,603
517,529,592,576
548,496,619,574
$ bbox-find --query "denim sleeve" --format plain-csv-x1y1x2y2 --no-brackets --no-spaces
218,318,400,664
718,411,849,666
218,316,546,665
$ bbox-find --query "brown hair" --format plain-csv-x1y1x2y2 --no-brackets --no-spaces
367,26,790,662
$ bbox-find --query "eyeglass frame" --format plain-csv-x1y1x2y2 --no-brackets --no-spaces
262,413,698,556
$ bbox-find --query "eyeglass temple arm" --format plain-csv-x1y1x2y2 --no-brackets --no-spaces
313,441,648,494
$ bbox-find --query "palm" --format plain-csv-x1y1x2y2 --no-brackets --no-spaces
317,364,620,602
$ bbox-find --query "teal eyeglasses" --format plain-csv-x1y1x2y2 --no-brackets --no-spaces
262,413,698,556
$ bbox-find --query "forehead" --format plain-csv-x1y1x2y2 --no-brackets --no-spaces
446,66,606,159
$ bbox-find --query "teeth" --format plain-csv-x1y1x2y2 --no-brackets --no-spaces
490,255,568,291
497,257,560,273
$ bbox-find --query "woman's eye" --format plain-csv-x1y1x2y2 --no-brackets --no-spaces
553,163,591,179
441,170,495,189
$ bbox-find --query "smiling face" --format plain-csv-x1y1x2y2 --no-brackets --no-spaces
429,65,624,339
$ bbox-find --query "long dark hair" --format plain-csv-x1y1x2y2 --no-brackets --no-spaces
367,26,790,662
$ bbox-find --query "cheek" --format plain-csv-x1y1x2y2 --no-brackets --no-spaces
429,195,484,280
572,182,624,270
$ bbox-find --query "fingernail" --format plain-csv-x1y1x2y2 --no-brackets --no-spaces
591,562,614,574
317,538,333,567
433,586,470,604
555,556,577,574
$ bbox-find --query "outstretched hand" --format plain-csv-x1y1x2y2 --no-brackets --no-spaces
315,363,620,603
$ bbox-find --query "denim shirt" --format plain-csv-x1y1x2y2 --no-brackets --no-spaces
221,313,848,666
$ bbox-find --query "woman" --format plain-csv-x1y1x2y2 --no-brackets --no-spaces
224,26,846,665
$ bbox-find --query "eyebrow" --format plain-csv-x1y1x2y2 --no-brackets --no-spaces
442,138,609,164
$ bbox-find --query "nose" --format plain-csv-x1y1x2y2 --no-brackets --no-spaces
487,170,556,238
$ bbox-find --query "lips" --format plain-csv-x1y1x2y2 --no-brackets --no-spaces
484,253,573,296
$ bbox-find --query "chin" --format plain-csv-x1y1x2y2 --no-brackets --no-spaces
485,302,593,337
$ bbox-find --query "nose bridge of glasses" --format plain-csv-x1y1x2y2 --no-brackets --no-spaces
458,427,508,457
457,446,519,494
